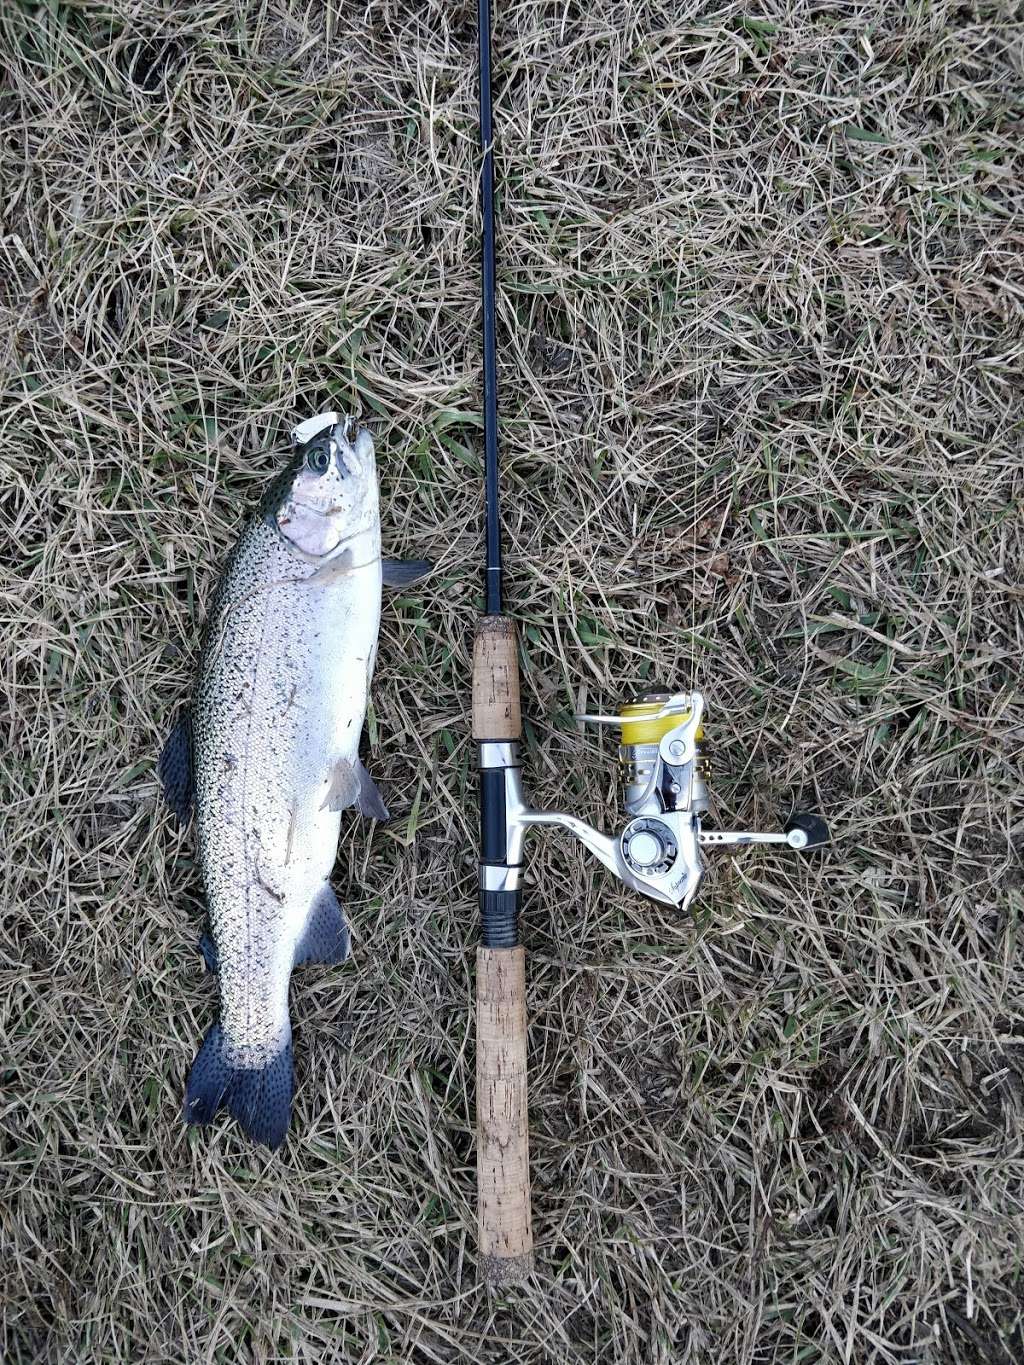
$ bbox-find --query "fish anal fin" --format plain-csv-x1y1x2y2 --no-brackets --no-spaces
294,884,350,967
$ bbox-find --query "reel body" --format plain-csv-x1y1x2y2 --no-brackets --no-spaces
478,690,827,913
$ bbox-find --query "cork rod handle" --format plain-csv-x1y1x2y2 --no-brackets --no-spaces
476,945,532,1283
472,615,521,741
473,616,533,1284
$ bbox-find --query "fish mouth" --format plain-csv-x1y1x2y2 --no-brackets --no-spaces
279,499,348,522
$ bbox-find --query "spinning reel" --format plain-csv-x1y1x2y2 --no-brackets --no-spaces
479,688,829,929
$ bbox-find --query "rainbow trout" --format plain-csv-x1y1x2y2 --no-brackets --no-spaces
159,414,428,1147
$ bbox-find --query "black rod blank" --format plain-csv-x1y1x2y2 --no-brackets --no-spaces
478,0,502,617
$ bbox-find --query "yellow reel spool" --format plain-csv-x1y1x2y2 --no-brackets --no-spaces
618,698,705,747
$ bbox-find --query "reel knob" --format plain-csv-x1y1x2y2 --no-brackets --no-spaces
784,812,830,853
621,818,677,876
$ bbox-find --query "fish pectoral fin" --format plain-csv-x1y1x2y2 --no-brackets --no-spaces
356,760,389,821
321,759,361,811
382,558,432,588
158,708,194,824
305,549,355,586
294,884,351,967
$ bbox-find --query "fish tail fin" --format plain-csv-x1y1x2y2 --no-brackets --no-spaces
184,1021,293,1149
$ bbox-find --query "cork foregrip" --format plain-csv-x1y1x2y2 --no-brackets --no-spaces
472,616,521,741
476,946,534,1283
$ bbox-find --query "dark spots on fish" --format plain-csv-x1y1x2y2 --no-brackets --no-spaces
255,866,285,904
181,504,382,1149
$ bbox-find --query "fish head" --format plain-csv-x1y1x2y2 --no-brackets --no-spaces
269,417,379,558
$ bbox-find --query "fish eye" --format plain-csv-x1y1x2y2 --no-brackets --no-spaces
306,442,331,474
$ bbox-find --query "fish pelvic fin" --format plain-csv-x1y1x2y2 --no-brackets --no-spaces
294,883,351,967
321,758,389,820
321,759,360,812
356,760,389,820
184,1022,293,1149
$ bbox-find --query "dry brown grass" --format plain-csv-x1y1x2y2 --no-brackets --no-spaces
3,0,1024,1360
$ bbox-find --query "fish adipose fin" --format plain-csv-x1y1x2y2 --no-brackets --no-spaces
322,758,389,820
158,709,193,824
294,883,350,966
382,558,432,588
184,1021,293,1149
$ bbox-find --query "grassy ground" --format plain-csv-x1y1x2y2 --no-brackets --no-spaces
3,0,1023,1360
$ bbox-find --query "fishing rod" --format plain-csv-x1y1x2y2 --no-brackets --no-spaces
472,0,533,1287
471,0,829,1285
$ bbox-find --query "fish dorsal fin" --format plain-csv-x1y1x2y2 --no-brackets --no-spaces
158,710,193,824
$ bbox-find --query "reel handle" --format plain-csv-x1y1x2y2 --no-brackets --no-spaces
472,616,534,1284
